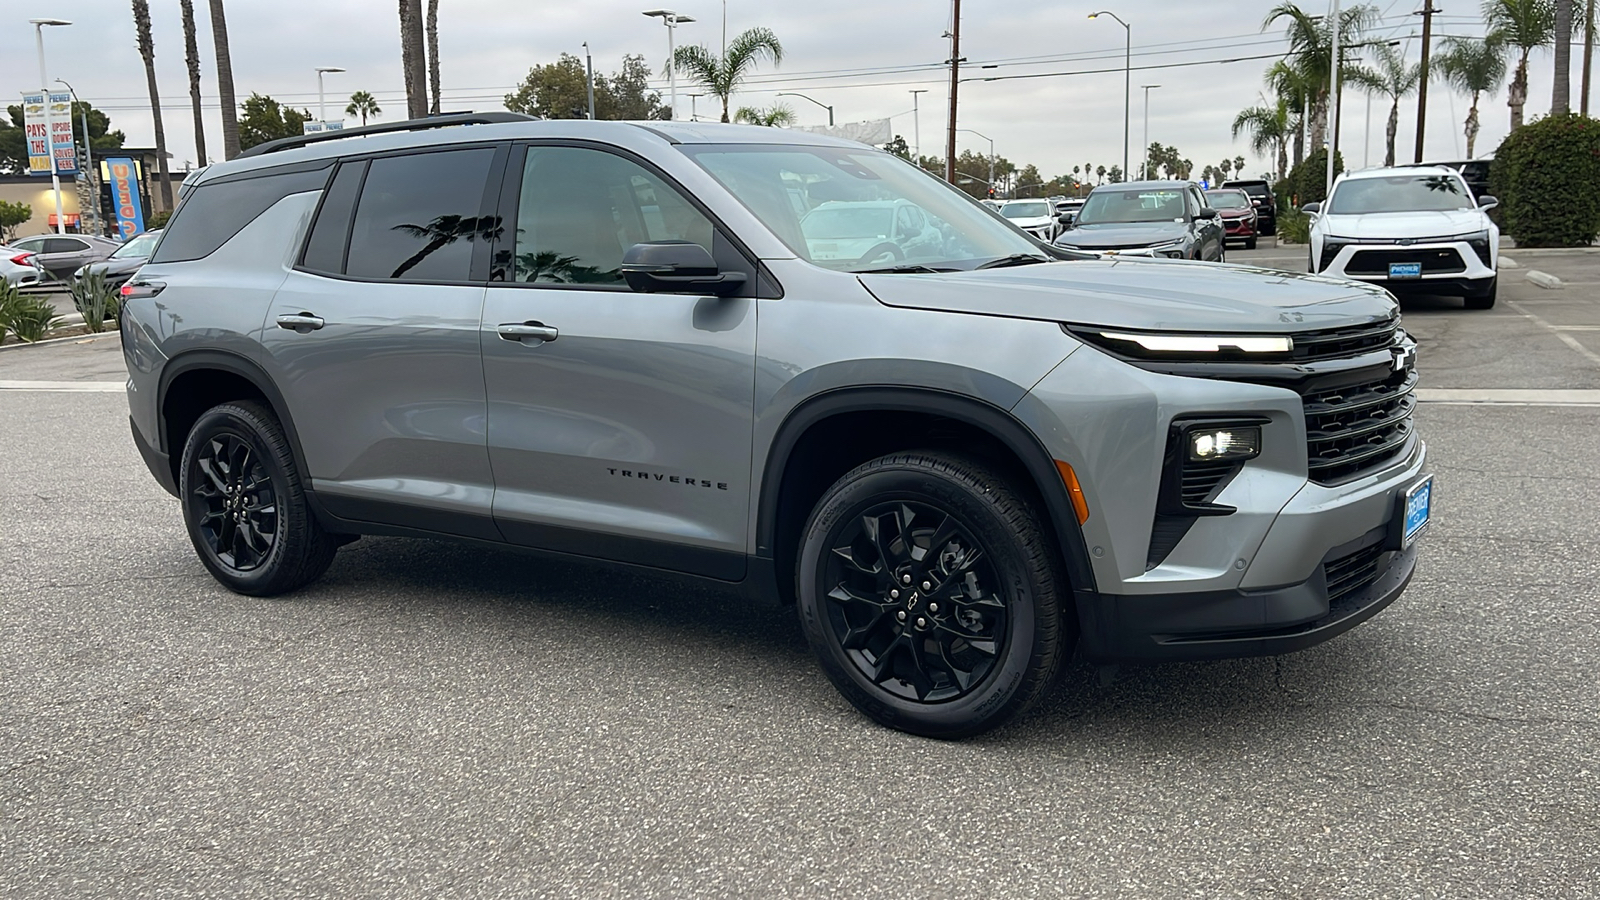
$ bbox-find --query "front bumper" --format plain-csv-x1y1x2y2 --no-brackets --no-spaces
1223,217,1258,238
1077,523,1416,662
1318,239,1495,292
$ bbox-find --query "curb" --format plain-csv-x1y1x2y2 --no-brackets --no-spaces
0,330,117,352
1498,256,1520,269
1501,246,1600,255
1527,270,1564,290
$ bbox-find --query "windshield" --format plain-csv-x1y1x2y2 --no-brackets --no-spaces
681,144,1041,272
1205,190,1250,208
1000,201,1050,219
1327,174,1474,214
1076,188,1188,225
801,206,893,240
112,232,160,259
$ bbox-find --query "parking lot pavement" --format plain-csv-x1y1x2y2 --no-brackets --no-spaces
3,275,1599,897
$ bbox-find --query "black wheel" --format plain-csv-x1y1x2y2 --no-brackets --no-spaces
796,452,1069,738
179,401,338,596
1245,237,1258,250
1464,276,1497,310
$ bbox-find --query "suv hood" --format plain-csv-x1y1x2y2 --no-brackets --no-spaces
860,259,1396,332
1321,208,1486,239
1056,221,1188,249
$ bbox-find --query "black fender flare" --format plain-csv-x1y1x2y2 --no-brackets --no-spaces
755,386,1099,596
156,349,313,487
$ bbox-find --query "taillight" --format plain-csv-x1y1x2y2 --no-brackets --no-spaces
120,280,165,300
8,252,33,266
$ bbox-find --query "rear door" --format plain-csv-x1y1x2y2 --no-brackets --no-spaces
260,144,507,538
478,142,759,579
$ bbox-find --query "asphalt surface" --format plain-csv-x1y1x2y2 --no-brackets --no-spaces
3,249,1599,898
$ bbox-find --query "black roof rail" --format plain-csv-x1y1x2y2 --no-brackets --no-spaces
235,112,536,159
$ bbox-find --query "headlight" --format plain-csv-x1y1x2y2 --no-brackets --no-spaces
1070,328,1294,359
1319,235,1356,272
1461,229,1493,266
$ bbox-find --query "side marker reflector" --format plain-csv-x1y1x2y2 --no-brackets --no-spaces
1054,460,1090,525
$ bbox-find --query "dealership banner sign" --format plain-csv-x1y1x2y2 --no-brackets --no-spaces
21,91,79,176
105,158,146,238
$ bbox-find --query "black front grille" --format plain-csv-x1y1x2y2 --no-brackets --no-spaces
1291,318,1399,363
1304,369,1418,484
1346,247,1467,276
1324,542,1386,605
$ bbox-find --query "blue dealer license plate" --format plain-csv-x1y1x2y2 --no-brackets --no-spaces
1402,476,1433,547
1389,262,1423,279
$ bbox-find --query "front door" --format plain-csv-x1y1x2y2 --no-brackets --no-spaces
480,144,758,579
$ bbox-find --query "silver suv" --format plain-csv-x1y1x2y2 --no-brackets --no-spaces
122,116,1432,738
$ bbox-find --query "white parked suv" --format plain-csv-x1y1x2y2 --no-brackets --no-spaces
1305,166,1499,309
998,198,1059,241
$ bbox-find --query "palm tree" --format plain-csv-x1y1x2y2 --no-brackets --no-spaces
1219,159,1233,183
1235,155,1246,175
131,1,174,210
179,0,207,164
399,0,427,118
1232,100,1292,180
1555,0,1575,112
1263,3,1377,151
1435,36,1508,156
1264,59,1313,167
346,91,382,126
1096,164,1107,184
208,0,240,160
672,27,783,123
733,104,795,126
1486,0,1557,129
427,0,442,114
1346,42,1424,166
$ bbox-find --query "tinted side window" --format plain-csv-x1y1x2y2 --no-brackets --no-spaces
45,238,89,253
345,149,497,282
300,161,366,274
508,145,714,286
151,165,332,263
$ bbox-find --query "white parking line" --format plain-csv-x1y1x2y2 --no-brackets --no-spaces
1505,299,1600,367
0,380,125,393
1418,389,1600,405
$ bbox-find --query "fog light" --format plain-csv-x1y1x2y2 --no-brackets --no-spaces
1188,426,1261,462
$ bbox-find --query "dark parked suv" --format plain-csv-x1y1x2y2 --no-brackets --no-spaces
123,115,1432,737
1221,179,1278,236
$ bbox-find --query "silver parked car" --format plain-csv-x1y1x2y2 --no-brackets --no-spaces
7,233,121,281
122,116,1432,738
1,244,45,287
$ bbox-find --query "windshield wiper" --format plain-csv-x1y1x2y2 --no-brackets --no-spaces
974,254,1052,270
852,263,960,274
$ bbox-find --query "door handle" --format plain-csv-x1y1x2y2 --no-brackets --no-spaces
498,321,559,344
276,312,325,332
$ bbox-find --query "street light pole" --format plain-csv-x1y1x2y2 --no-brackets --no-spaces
776,92,833,126
314,66,344,125
957,128,994,195
583,42,596,119
1140,84,1160,179
1089,11,1131,182
644,10,696,121
55,78,96,236
910,89,928,162
1326,0,1341,200
31,18,72,235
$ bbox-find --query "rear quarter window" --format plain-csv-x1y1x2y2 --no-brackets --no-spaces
150,164,333,264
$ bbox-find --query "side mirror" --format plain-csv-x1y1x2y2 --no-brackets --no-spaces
620,241,747,296
1301,202,1322,215
1197,207,1221,220
1477,195,1499,211
1056,213,1075,227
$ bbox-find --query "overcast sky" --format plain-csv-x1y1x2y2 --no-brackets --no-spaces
2,0,1591,179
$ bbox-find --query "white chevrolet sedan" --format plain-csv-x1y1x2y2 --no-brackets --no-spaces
1305,166,1499,309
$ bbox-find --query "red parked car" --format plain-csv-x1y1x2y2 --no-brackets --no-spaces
1204,188,1260,250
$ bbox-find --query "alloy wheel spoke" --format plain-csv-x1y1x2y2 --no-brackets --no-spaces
196,456,228,495
830,545,879,577
840,608,890,650
828,583,891,610
934,636,975,691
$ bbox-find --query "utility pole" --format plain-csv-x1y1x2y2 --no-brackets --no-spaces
945,0,961,184
1582,0,1595,115
1326,0,1341,200
583,42,596,119
1414,0,1438,163
910,89,928,162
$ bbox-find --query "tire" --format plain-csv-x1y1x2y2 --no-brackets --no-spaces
179,400,338,596
796,451,1070,738
1245,237,1258,250
1464,276,1497,310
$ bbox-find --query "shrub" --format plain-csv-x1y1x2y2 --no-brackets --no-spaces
1283,148,1345,207
0,291,61,343
1491,113,1600,248
145,209,172,230
0,279,17,344
69,270,120,333
1277,207,1311,244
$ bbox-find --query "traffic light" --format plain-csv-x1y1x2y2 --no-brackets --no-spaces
76,146,89,170
987,187,995,199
